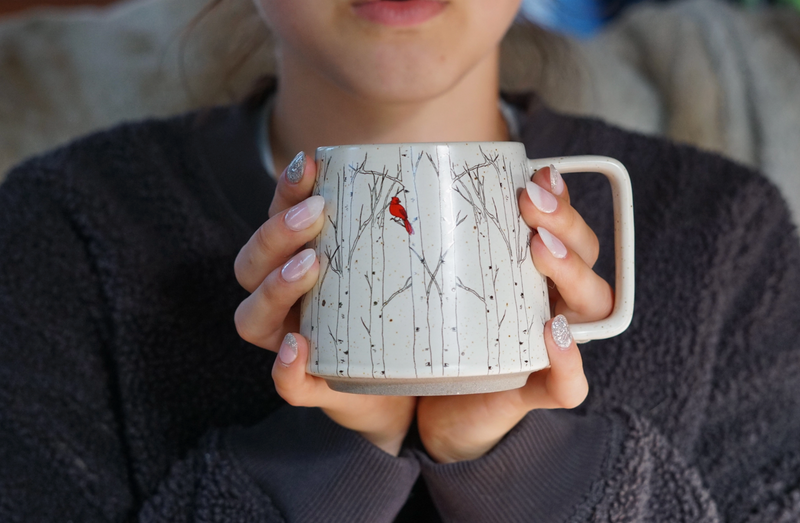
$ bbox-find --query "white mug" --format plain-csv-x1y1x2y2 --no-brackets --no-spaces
299,142,634,395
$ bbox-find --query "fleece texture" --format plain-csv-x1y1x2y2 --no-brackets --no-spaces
0,90,799,522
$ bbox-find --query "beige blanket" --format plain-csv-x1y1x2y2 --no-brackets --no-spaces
1,0,798,222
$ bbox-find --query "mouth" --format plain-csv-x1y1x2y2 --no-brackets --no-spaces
351,0,448,28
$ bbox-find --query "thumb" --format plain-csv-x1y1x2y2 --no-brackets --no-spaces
272,333,334,408
519,315,589,410
541,314,589,409
271,333,416,456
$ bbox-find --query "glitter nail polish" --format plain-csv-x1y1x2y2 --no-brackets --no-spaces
549,164,565,195
285,151,306,184
551,314,573,349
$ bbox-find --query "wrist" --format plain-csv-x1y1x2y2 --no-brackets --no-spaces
420,409,525,464
423,432,505,464
321,397,416,457
361,429,408,456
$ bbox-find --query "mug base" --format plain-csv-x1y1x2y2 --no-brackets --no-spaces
322,371,533,396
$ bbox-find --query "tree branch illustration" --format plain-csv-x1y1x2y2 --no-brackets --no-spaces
324,244,342,277
457,277,485,304
425,152,440,178
492,198,513,258
383,276,412,309
410,247,447,299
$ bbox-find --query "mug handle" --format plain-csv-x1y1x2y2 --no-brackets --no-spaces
527,156,635,343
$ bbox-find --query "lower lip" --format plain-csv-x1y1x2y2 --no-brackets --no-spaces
353,1,447,27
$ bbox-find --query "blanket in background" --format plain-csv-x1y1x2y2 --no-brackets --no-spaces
1,0,798,223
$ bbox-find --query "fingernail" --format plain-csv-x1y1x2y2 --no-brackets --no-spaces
279,333,298,365
285,151,306,184
548,164,565,196
281,248,316,282
537,227,567,259
526,181,558,213
285,195,325,231
551,314,573,349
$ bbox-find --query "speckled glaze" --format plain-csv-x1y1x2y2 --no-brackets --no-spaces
300,143,634,395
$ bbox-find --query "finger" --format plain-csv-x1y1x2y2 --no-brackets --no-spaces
521,315,588,410
531,164,569,204
519,180,599,268
269,151,318,218
235,195,325,292
272,332,341,407
235,249,319,349
531,228,614,324
272,333,416,455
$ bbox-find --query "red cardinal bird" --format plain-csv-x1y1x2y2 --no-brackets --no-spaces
389,197,414,235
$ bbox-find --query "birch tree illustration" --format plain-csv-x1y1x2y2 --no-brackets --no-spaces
347,156,405,378
450,152,504,373
306,144,549,380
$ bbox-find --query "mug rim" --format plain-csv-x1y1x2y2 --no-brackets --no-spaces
316,140,525,156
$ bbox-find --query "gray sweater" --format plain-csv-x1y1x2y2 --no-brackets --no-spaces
1,87,798,522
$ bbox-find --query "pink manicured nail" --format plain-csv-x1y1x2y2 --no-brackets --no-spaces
537,227,567,259
551,314,573,349
285,196,325,231
279,333,298,365
548,165,565,196
526,181,558,213
281,248,316,282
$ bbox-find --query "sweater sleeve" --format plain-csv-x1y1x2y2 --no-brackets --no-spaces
139,409,420,523
412,409,720,522
413,168,800,522
0,166,418,522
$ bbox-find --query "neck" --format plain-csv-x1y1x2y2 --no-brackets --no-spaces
268,47,508,174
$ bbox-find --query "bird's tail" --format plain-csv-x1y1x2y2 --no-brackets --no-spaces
405,220,414,235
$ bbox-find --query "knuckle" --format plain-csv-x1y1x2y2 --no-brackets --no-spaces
531,238,558,275
558,381,589,409
233,253,246,286
543,252,570,283
273,381,298,406
254,221,281,261
587,235,600,266
573,278,613,319
233,250,256,290
234,303,259,344
268,192,283,218
574,381,590,407
600,284,615,317
272,377,309,407
563,206,577,230
258,273,285,308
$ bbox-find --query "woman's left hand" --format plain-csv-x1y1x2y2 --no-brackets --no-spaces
416,166,613,464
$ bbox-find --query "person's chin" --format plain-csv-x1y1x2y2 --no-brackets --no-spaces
338,71,457,104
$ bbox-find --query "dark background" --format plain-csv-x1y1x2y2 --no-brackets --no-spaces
0,0,119,17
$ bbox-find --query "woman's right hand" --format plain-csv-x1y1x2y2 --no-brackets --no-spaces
233,152,416,456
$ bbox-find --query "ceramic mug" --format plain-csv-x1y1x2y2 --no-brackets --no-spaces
299,142,634,395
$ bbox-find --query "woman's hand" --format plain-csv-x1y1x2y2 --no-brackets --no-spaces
417,165,612,463
233,152,416,456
